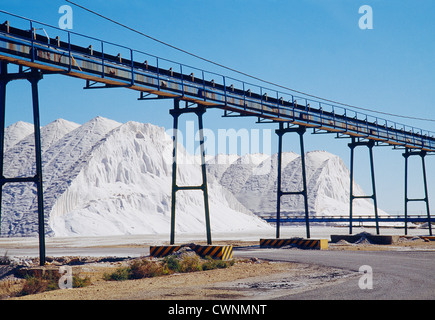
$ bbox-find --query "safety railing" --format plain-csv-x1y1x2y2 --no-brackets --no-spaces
0,10,434,152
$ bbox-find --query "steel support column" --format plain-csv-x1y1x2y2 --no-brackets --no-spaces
0,62,7,235
348,138,379,235
169,99,212,245
0,63,46,265
403,148,432,236
275,124,310,239
29,69,46,265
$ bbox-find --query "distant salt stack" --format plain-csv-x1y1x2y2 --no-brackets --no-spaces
209,150,386,218
1,117,270,237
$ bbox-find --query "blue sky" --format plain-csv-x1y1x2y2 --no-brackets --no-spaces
1,0,434,215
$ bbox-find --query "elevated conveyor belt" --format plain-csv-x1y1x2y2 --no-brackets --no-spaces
261,214,435,223
0,13,434,152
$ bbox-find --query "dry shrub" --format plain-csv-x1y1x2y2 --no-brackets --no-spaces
103,266,131,281
18,275,50,296
0,280,24,299
180,255,202,273
129,259,167,279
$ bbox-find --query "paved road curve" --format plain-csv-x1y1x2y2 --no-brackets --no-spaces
234,248,435,300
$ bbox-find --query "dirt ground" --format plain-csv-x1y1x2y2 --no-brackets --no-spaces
3,258,356,300
2,236,435,300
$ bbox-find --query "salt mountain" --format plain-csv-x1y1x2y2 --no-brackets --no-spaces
1,117,381,237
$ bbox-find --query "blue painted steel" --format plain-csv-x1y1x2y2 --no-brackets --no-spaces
0,10,434,152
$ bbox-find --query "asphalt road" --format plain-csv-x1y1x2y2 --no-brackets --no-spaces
234,248,435,300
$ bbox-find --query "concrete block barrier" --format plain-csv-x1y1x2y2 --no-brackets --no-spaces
149,244,233,260
190,245,233,260
260,238,328,250
149,245,182,258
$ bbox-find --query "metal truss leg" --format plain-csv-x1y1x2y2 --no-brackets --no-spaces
348,138,379,235
0,62,7,236
403,148,432,236
197,108,212,244
422,153,432,236
29,69,46,265
276,127,283,238
0,63,46,265
275,124,310,239
299,128,310,239
169,99,212,245
170,100,179,245
404,149,408,235
349,141,355,235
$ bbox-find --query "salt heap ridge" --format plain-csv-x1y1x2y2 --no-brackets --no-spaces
1,117,382,237
1,117,269,237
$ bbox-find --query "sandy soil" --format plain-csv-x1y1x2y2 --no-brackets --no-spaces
4,259,355,300
2,236,435,300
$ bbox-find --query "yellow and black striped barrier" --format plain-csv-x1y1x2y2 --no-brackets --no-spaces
149,244,233,260
190,245,233,261
149,245,182,258
260,238,328,250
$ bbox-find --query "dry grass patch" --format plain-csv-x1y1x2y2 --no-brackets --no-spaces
103,254,235,281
